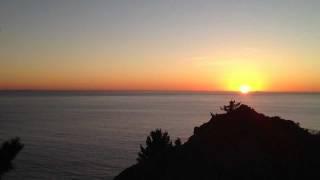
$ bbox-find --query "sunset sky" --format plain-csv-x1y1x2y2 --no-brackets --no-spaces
1,0,319,92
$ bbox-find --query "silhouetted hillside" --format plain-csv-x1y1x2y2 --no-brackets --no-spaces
115,101,320,180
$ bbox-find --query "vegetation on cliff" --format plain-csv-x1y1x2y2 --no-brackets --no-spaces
115,101,320,180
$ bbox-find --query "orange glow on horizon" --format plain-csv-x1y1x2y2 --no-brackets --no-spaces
1,50,319,92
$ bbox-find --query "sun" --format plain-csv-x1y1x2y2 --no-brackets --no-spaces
240,85,251,94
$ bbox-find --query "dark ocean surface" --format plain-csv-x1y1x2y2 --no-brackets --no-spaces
0,91,319,179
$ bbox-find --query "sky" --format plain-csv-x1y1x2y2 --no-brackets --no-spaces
0,0,319,92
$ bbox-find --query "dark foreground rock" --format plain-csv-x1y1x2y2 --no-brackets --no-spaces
115,103,320,180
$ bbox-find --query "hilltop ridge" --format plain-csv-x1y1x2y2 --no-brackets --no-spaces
115,101,320,180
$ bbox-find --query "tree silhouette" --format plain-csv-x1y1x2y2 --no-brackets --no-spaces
0,137,24,178
116,102,320,180
137,129,172,163
220,100,241,113
174,138,182,147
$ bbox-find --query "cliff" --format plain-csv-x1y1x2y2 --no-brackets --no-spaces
115,102,320,180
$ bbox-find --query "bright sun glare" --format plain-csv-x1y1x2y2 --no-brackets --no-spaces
240,85,250,94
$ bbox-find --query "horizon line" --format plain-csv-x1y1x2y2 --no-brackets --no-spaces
0,89,319,94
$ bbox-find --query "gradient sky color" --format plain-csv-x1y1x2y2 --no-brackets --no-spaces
1,0,320,92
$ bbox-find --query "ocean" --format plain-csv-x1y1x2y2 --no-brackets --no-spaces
0,91,319,179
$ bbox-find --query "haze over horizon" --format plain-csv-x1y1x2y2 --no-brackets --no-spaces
1,0,320,92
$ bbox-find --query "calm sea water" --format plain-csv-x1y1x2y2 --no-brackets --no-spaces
0,92,319,179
